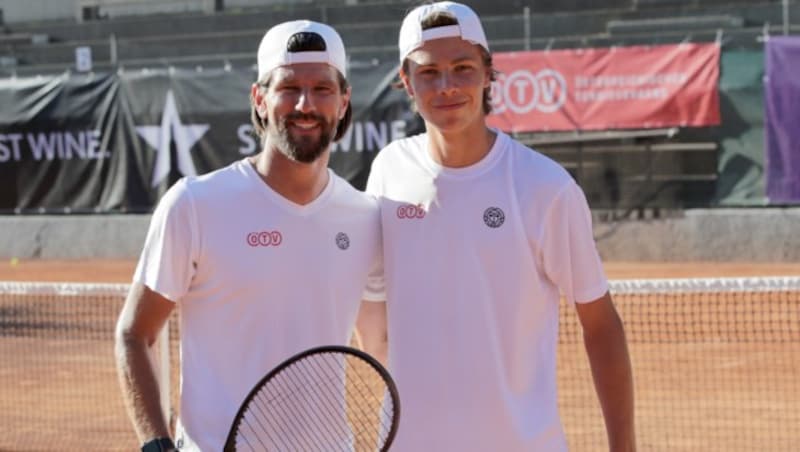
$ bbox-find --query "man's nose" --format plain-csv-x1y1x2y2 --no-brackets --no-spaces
295,89,316,113
437,71,457,93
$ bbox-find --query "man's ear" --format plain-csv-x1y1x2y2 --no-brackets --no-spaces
251,83,267,118
399,68,414,97
483,67,493,89
340,86,352,120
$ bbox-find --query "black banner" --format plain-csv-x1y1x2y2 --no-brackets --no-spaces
0,61,418,213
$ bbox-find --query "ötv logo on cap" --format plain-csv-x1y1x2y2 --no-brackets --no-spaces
396,204,426,219
247,231,283,247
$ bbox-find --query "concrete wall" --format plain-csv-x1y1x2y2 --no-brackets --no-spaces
0,0,75,24
0,208,798,261
0,215,150,259
0,0,325,25
593,208,800,262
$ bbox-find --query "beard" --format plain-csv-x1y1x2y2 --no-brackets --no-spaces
272,112,337,163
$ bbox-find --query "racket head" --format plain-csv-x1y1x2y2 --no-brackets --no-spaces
223,345,400,452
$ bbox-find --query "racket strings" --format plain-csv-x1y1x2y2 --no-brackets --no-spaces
336,357,394,441
244,375,313,449
314,354,392,450
234,352,395,451
243,385,301,450
323,355,387,444
244,358,351,450
290,358,356,446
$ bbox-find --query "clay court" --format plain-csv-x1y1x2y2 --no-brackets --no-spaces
3,259,800,282
1,260,799,451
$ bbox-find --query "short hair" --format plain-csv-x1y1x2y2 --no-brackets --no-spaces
250,31,352,142
399,11,497,115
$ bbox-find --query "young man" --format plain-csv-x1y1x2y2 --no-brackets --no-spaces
115,21,381,452
360,2,635,451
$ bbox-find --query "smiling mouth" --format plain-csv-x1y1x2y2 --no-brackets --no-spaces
290,121,320,131
434,100,467,110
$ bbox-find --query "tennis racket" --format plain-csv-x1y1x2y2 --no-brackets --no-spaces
223,345,400,452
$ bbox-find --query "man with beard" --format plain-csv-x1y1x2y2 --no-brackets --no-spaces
115,21,381,452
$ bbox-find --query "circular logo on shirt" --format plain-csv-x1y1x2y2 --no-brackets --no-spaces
335,232,350,250
483,207,505,228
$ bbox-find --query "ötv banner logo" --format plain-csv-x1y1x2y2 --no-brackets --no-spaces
490,69,567,114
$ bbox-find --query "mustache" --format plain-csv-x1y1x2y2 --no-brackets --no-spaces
285,112,327,123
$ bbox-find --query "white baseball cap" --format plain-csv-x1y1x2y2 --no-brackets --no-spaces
398,1,489,63
257,20,347,81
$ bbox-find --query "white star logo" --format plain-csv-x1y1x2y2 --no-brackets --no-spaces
136,90,210,187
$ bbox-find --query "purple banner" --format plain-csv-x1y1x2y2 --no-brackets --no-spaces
765,37,800,204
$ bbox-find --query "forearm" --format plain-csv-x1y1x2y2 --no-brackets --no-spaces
583,316,636,452
115,333,172,443
356,300,388,367
360,329,388,366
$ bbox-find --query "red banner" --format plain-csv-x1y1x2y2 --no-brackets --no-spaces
486,43,720,132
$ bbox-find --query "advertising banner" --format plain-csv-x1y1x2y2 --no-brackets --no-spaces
764,36,800,204
487,43,721,132
0,61,413,212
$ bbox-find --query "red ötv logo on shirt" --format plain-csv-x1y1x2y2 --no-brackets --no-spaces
247,231,283,247
396,204,426,219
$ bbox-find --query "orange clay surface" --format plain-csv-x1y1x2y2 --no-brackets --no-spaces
1,260,798,451
2,259,799,282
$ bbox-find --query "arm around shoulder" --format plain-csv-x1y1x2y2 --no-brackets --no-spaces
575,292,636,452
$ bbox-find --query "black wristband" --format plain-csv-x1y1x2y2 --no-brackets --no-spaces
141,437,176,452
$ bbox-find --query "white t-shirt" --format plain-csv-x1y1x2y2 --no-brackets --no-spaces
365,131,608,452
134,158,381,451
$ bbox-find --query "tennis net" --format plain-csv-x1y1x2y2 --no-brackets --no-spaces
0,282,179,452
0,277,798,451
559,276,800,451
